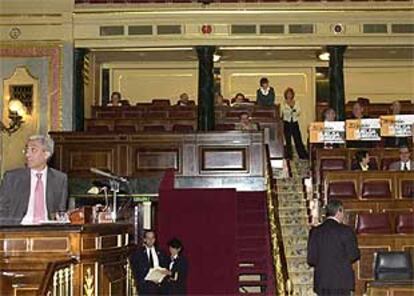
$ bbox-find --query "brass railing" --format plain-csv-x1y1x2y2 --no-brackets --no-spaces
39,258,78,296
126,260,138,296
265,145,290,295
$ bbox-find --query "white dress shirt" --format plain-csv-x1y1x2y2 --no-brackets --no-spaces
21,167,48,225
146,246,160,268
169,254,178,271
401,161,411,171
281,102,301,123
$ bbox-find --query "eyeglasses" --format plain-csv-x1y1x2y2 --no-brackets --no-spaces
22,147,43,155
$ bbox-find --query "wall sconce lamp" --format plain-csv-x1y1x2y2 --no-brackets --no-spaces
0,98,26,135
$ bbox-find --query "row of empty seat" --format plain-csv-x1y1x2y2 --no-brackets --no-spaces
76,0,413,3
325,171,413,200
84,118,245,132
87,123,195,133
356,213,413,234
91,104,280,120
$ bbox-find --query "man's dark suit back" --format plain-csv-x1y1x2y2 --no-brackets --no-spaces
307,218,360,295
0,167,68,225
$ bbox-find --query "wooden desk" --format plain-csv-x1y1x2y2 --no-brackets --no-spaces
0,223,135,296
366,282,414,296
355,234,414,296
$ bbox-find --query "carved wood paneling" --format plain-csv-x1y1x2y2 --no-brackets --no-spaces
0,224,133,295
50,132,265,181
200,147,247,172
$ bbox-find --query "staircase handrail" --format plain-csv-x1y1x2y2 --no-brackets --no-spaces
265,144,290,295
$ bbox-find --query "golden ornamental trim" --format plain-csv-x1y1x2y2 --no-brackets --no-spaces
83,267,95,296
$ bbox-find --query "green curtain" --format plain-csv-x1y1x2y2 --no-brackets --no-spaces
196,46,215,131
328,45,347,121
73,48,88,131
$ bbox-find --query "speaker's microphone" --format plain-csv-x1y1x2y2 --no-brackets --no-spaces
90,168,128,183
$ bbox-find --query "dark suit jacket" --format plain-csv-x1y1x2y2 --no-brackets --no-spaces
389,160,414,171
0,167,68,225
307,219,360,294
165,255,188,295
130,246,167,284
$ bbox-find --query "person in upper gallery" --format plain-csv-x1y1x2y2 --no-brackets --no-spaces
384,101,409,147
130,230,168,295
307,199,360,296
323,108,336,122
176,93,194,106
0,135,68,225
231,93,250,106
321,108,341,150
351,150,374,171
256,77,275,106
389,100,401,115
107,91,123,107
281,87,309,160
237,112,258,131
161,238,188,295
214,93,230,106
349,102,368,119
389,146,413,171
347,102,375,148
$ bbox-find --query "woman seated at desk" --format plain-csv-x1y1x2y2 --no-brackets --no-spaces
351,150,375,171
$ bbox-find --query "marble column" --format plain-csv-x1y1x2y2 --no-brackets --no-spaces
196,46,215,131
327,45,347,120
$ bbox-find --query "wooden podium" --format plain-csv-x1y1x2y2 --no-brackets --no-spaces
0,223,136,296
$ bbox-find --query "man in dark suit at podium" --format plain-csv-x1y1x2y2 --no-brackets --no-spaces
130,230,167,295
0,135,68,225
307,200,360,296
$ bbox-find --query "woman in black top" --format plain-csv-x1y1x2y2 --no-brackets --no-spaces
163,238,188,295
256,77,275,106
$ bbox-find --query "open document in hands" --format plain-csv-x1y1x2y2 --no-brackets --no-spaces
145,267,168,283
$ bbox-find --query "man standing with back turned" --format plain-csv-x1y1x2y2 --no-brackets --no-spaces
307,199,360,296
0,135,68,225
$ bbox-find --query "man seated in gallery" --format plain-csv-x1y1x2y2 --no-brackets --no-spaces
389,146,413,171
237,112,258,131
176,93,194,106
107,91,123,106
0,135,68,225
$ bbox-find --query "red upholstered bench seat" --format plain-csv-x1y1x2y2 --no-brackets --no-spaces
328,181,357,199
172,124,194,132
396,213,414,234
362,180,392,199
357,213,392,234
401,180,414,199
215,124,236,131
143,125,167,132
321,158,347,171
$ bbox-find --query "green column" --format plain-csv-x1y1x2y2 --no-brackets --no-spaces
196,46,215,131
327,45,347,120
73,48,88,131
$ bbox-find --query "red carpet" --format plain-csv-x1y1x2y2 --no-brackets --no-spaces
237,191,276,295
158,171,238,295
